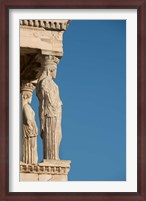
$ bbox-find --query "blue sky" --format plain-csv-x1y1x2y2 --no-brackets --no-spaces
31,20,126,181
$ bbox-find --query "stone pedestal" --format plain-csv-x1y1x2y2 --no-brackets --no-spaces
20,160,71,181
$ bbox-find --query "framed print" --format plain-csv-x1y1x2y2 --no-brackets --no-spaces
0,0,146,201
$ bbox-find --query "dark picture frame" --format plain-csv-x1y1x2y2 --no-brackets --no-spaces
0,0,146,200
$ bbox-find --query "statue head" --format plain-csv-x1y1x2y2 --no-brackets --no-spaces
21,91,32,105
49,67,57,80
20,82,35,105
42,55,59,80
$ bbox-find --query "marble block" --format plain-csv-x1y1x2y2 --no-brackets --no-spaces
20,160,71,181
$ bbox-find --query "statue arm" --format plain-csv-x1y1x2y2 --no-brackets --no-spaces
39,89,46,137
36,83,43,101
44,87,58,108
23,105,34,130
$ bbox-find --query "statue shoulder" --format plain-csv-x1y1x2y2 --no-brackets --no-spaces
41,77,53,91
23,104,34,117
23,103,31,111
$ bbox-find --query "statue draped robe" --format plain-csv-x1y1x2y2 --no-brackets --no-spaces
22,104,38,164
36,75,62,160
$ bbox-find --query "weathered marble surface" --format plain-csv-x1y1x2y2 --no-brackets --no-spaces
20,20,70,57
36,56,62,160
21,82,38,164
20,160,71,181
20,173,68,181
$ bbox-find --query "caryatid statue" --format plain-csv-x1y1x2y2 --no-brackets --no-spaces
36,55,62,160
21,82,38,164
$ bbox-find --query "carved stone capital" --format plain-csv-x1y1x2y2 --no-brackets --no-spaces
41,55,60,71
20,81,35,94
